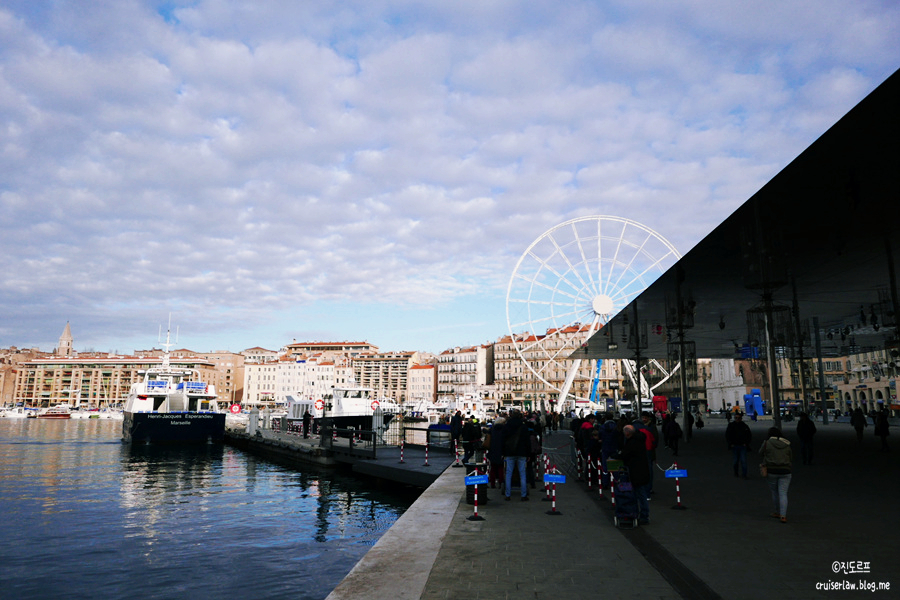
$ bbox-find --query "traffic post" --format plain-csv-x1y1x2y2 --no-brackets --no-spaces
665,462,688,510
544,469,565,516
465,472,489,521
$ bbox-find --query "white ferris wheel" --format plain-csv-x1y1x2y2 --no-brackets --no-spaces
506,215,681,408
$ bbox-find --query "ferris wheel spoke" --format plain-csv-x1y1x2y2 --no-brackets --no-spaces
513,306,588,330
524,253,594,299
512,273,585,303
609,249,679,303
571,226,600,294
603,225,630,297
548,231,594,295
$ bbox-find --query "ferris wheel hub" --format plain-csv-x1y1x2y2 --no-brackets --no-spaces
591,294,615,316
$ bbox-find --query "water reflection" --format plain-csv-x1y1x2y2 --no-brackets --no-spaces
0,419,414,600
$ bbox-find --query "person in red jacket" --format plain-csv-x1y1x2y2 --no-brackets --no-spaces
621,425,651,524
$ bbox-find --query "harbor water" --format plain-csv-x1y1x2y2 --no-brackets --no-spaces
0,418,417,600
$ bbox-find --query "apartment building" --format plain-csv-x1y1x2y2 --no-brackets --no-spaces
12,355,220,408
352,351,420,403
242,346,280,363
285,341,378,359
435,345,494,406
408,363,437,406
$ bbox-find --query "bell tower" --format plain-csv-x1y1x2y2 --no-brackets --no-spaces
57,322,74,357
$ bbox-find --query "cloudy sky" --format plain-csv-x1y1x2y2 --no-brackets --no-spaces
1,1,898,355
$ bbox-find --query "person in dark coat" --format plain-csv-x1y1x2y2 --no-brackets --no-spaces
664,415,683,456
725,412,752,478
450,410,463,449
850,408,867,442
460,416,480,463
620,424,651,524
302,410,312,439
486,418,506,488
503,410,533,500
796,412,817,464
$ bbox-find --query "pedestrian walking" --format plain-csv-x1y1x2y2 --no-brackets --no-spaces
486,416,506,489
796,412,816,464
760,427,792,523
874,411,890,451
725,412,752,478
850,408,867,443
503,410,532,501
302,410,312,438
620,425,651,525
460,416,480,464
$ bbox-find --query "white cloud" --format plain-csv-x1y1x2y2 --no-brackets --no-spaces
0,1,897,352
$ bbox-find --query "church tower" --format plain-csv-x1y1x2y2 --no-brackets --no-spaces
57,322,74,357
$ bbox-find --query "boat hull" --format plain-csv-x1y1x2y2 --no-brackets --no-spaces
123,412,225,444
290,413,395,435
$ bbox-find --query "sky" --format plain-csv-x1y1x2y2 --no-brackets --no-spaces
1,1,898,356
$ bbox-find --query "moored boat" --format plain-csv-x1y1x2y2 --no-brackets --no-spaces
286,386,399,435
0,406,32,419
122,331,224,444
37,405,72,419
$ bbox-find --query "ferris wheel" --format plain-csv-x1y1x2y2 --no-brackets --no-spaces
506,215,681,406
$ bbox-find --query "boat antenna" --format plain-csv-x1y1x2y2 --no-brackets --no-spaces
161,315,174,370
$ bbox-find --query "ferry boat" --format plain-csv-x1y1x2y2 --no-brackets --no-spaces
122,333,224,444
286,386,399,434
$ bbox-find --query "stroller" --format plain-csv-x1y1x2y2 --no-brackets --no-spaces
612,468,639,528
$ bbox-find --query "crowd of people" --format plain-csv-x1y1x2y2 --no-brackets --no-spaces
443,402,890,528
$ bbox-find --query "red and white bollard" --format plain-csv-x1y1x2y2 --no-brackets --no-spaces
542,454,552,502
671,461,687,510
587,456,593,490
598,462,607,501
423,440,430,467
576,449,583,481
467,466,486,522
545,465,562,516
609,470,617,507
452,439,462,468
398,440,405,464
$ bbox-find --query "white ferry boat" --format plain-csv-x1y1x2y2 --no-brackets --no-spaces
286,386,399,433
122,333,224,444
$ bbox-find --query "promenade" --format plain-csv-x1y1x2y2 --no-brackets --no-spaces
329,416,898,600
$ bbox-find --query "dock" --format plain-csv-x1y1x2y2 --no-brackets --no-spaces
224,426,457,488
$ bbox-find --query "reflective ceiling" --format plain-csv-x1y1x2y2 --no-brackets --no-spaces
575,68,900,363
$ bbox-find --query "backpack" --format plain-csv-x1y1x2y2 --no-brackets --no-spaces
503,423,522,455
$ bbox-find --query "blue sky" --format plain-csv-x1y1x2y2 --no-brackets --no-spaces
1,1,898,355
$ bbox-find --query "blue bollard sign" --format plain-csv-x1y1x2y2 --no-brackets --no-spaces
665,469,688,478
465,474,489,485
543,473,566,484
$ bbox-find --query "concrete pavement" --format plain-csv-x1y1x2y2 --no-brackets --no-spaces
331,416,899,599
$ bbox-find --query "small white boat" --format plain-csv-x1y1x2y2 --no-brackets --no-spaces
0,407,31,419
69,407,94,419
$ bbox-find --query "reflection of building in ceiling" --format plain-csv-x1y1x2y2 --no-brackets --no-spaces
576,68,900,423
